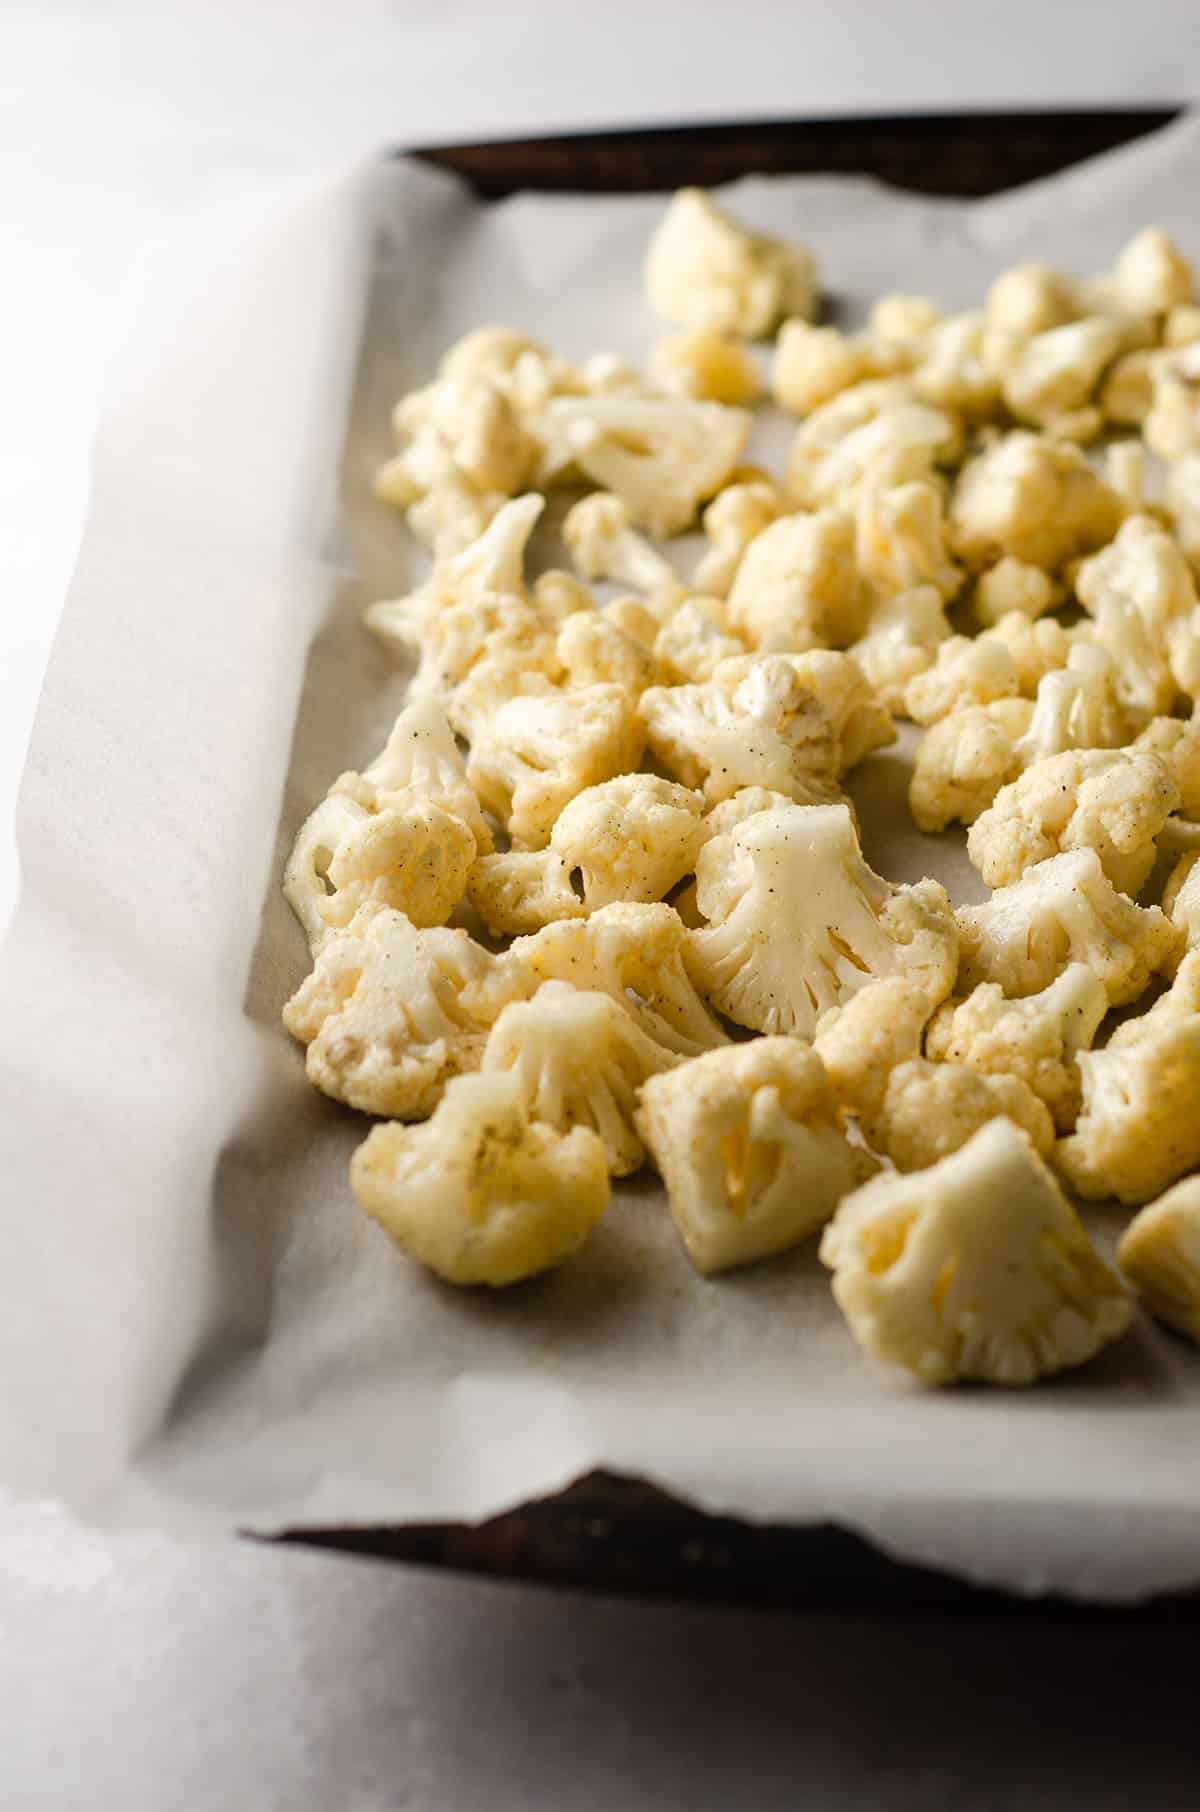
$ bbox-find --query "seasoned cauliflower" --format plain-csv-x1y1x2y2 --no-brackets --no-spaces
653,596,747,683
374,374,535,554
985,261,1080,338
772,321,877,415
872,1057,1055,1170
1000,316,1124,432
726,509,867,651
483,981,679,1175
911,312,1001,418
812,976,933,1124
466,849,586,937
787,382,960,509
925,964,1107,1133
1101,348,1157,427
956,847,1179,1005
561,491,683,606
1104,225,1194,318
948,431,1121,572
967,748,1179,894
868,293,942,357
555,610,659,701
1013,644,1133,766
1167,453,1200,573
687,802,957,1038
1166,303,1200,348
1134,711,1200,817
1073,594,1178,728
854,479,962,603
820,1118,1132,1386
351,1071,609,1286
282,906,507,1119
1145,343,1200,462
849,585,953,712
532,394,751,536
644,187,818,337
654,327,762,404
973,557,1060,627
1105,438,1148,512
985,611,1071,696
330,694,493,852
904,634,1019,726
635,1038,877,1275
693,479,784,597
437,324,582,414
549,774,704,909
1055,952,1200,1204
1118,1178,1200,1343
285,794,475,949
908,698,1033,832
1076,511,1197,633
467,683,643,849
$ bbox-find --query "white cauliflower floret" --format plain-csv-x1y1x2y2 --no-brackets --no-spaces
873,1057,1055,1171
904,633,1019,726
1076,512,1200,706
849,586,953,712
644,187,818,337
1118,1178,1200,1343
973,557,1061,626
285,794,475,949
967,748,1179,895
533,395,751,536
772,322,877,415
555,610,660,701
1105,438,1148,512
868,293,943,357
482,981,679,1175
350,1071,609,1287
1134,711,1200,817
330,694,493,853
985,611,1071,696
654,327,762,404
726,509,867,651
466,850,586,938
374,374,535,554
1105,226,1194,318
908,698,1033,832
854,479,962,604
467,683,643,850
948,431,1121,572
956,847,1180,1005
282,906,507,1119
549,774,704,909
787,382,960,509
812,976,932,1124
912,312,1001,418
1000,316,1125,431
1166,304,1200,348
1013,644,1134,766
561,491,683,606
1055,951,1200,1204
1162,849,1200,950
687,802,957,1038
1073,595,1178,728
635,1038,877,1275
925,964,1108,1133
1167,453,1200,572
437,325,583,414
653,596,746,682
1145,343,1200,461
693,479,784,597
985,261,1080,338
820,1118,1131,1387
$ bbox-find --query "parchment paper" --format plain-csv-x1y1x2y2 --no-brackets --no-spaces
5,119,1200,1602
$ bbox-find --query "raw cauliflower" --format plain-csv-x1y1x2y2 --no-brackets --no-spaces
871,1057,1055,1170
1167,453,1200,571
1118,1177,1200,1343
1163,849,1200,950
772,321,877,415
693,479,784,597
966,748,1179,895
1134,711,1200,817
467,683,643,849
984,612,1071,697
1000,316,1125,432
653,326,763,404
548,774,704,910
904,633,1020,726
555,610,660,702
1055,952,1200,1204
482,981,679,1175
1013,644,1136,765
820,1118,1132,1387
911,311,1002,418
956,847,1179,1006
1145,343,1200,462
787,381,960,509
985,261,1080,339
1072,595,1178,729
1075,512,1200,703
561,491,683,606
332,694,492,852
973,558,1061,627
350,1071,609,1286
948,430,1121,572
635,1038,877,1275
925,964,1107,1133
466,850,586,938
849,585,953,712
373,373,535,554
687,802,958,1038
726,509,868,651
653,596,747,683
644,187,818,337
1104,225,1195,317
812,976,933,1124
285,794,475,949
855,478,962,604
908,698,1034,832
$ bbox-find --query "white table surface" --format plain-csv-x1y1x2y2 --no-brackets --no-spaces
3,4,1199,1804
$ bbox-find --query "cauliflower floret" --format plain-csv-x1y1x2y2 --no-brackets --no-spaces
726,509,867,651
1167,453,1200,573
437,325,583,414
687,802,957,1038
985,261,1080,338
635,1038,877,1275
1145,343,1200,461
640,652,891,807
555,610,660,701
1162,848,1200,950
925,965,1108,1133
653,596,747,683
282,906,507,1119
1000,316,1125,431
466,849,586,937
1014,643,1135,766
868,293,943,358
1055,951,1200,1204
912,312,1002,418
374,375,535,554
549,774,704,910
654,327,762,404
772,322,877,415
908,698,1033,832
956,847,1180,1005
812,976,932,1124
1105,439,1148,513
502,902,727,1059
561,492,683,607
904,634,1019,726
1118,1177,1200,1343
849,585,953,713
1073,595,1178,728
984,611,1071,696
973,557,1061,627
644,187,818,337
873,1057,1055,1170
820,1118,1132,1386
285,795,475,949
467,683,643,850
1100,348,1159,428
330,694,492,853
1166,304,1200,348
787,382,960,509
350,1071,609,1286
482,981,679,1176
854,479,962,604
967,748,1179,895
1106,226,1195,318
948,431,1121,572
1134,711,1200,817
533,395,751,536
1076,514,1200,704
693,479,784,597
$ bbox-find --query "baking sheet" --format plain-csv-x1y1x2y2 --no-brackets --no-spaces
4,118,1200,1602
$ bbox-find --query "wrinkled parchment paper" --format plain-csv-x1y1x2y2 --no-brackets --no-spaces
5,119,1200,1602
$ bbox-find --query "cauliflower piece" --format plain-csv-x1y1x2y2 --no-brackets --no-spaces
283,906,507,1119
687,802,957,1038
549,774,704,909
1145,343,1200,461
849,585,953,713
1162,848,1200,949
1012,644,1135,766
908,698,1033,832
1074,595,1178,728
904,633,1019,726
1118,1178,1200,1343
653,595,747,683
635,1038,877,1275
985,261,1080,338
925,965,1108,1133
772,322,877,415
726,509,867,651
466,849,586,937
330,694,492,854
286,796,476,949
1055,951,1200,1204
820,1118,1132,1386
984,611,1071,696
973,557,1060,627
868,293,943,358
854,479,962,604
787,382,960,509
1100,348,1157,427
693,479,784,597
1104,439,1148,513
699,783,847,848
956,847,1180,1005
873,1057,1055,1170
1167,453,1200,572
948,431,1121,572
1134,711,1200,817
812,976,933,1124
654,327,762,404
1076,514,1200,704
374,374,535,554
555,610,659,701
467,683,643,850
640,652,890,806
350,1071,609,1286
533,395,751,536
437,325,583,414
912,312,1002,418
561,492,683,607
967,748,1179,895
1000,316,1125,431
482,981,679,1176
503,902,727,1059
602,594,662,651
1106,226,1195,317
644,187,818,337
1166,304,1200,348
